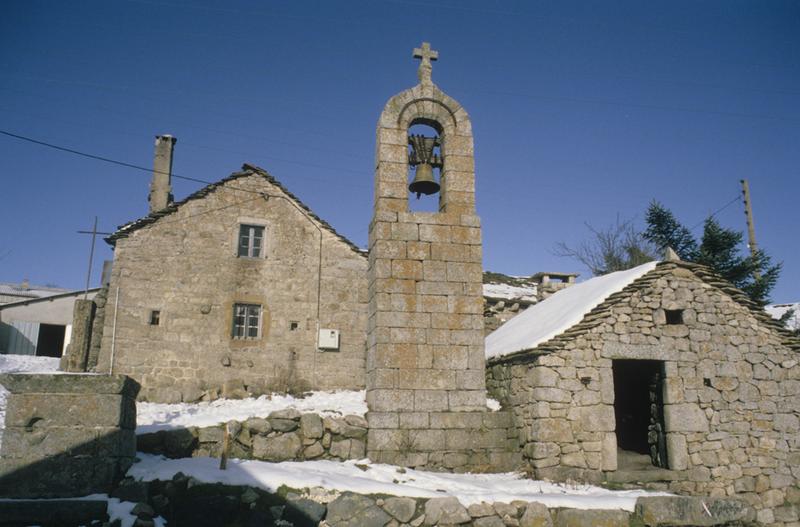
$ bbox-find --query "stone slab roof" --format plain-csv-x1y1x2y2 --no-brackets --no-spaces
487,260,800,365
106,164,365,256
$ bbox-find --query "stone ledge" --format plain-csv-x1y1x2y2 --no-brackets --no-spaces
0,373,140,397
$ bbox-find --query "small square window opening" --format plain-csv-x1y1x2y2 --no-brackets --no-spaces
665,309,684,325
232,303,262,339
290,321,299,331
149,310,160,326
238,224,265,258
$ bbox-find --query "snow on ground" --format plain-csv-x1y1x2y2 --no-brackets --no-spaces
486,261,658,359
0,354,61,448
483,282,537,302
129,454,669,511
137,390,369,433
766,302,800,331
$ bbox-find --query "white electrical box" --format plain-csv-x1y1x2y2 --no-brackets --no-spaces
318,328,340,351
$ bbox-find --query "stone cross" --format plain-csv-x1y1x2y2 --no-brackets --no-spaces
413,42,438,85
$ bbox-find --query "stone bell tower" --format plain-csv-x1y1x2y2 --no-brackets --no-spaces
366,43,503,470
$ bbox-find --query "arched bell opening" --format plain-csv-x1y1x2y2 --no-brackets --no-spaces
407,120,443,212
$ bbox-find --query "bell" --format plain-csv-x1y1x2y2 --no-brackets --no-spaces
408,163,440,198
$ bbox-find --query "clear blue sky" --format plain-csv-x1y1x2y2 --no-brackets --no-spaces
1,0,798,302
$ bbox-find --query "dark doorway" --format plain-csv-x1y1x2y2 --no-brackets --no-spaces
36,324,66,357
612,359,668,468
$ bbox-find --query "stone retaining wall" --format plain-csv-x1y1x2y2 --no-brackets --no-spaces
112,475,758,527
139,408,523,473
138,410,369,462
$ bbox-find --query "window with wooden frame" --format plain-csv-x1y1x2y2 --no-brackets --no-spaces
237,224,265,258
232,303,262,339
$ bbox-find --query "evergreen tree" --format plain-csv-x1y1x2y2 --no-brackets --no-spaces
643,201,781,306
643,201,697,260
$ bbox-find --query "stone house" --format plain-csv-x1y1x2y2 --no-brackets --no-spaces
94,157,370,403
486,258,800,524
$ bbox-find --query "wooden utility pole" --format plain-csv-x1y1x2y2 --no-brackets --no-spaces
740,179,760,279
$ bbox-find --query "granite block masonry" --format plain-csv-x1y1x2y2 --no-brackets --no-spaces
365,43,519,470
0,373,139,498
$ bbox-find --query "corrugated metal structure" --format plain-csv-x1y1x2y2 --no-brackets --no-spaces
0,320,39,355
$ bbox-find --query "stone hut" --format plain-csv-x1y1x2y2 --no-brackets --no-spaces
94,162,369,402
486,259,800,525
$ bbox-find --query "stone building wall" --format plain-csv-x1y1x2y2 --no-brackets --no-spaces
97,168,368,402
487,262,800,525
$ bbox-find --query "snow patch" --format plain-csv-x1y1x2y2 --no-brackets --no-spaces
483,282,537,302
766,302,800,331
137,390,369,433
128,454,669,511
486,262,658,359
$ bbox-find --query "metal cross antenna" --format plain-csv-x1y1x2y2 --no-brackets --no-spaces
77,216,113,299
413,42,438,85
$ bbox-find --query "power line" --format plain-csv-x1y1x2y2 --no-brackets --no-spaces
0,129,368,240
0,129,262,195
689,194,742,231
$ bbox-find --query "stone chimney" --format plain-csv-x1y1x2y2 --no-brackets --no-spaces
148,135,176,213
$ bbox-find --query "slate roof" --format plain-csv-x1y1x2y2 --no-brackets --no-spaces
487,260,800,364
106,164,365,255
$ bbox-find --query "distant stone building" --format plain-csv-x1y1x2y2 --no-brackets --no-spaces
486,258,800,524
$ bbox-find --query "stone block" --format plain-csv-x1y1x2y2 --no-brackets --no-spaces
419,224,451,243
446,262,482,283
430,412,483,429
666,433,688,470
634,496,755,526
300,414,324,439
422,260,448,282
366,412,398,429
367,429,404,451
664,403,709,433
448,390,486,411
5,393,133,429
392,260,423,280
432,346,469,369
456,370,485,390
531,419,574,443
397,369,456,390
519,502,553,527
391,222,419,241
252,433,301,462
554,509,630,527
382,497,417,523
424,497,471,525
0,373,139,397
578,405,615,432
367,389,415,412
415,390,449,411
399,412,430,429
406,241,430,260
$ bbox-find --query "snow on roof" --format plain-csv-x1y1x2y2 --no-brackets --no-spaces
482,282,537,302
766,302,800,331
485,261,658,360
